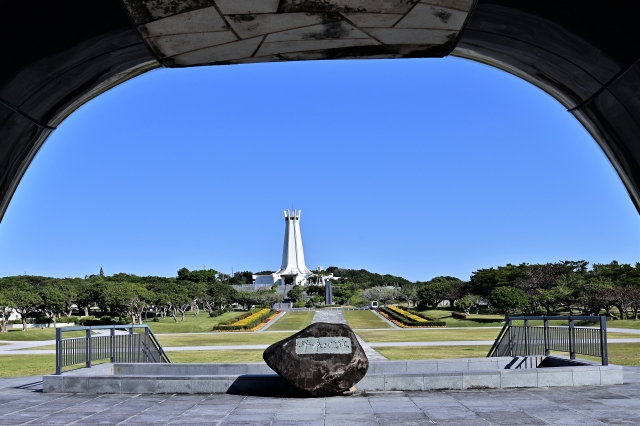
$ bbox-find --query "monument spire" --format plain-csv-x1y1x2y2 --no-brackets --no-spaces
277,209,311,284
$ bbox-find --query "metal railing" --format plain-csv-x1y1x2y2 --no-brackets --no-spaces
55,324,171,375
487,315,608,365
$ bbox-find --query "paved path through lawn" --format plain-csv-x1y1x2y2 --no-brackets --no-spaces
3,369,640,425
371,309,402,329
312,310,388,361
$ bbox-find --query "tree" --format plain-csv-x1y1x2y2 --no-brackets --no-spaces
360,287,398,306
310,295,324,307
76,278,101,316
39,285,67,327
203,282,236,313
5,282,42,331
305,285,323,296
287,285,304,303
455,294,481,314
489,287,528,317
397,285,417,307
0,289,13,333
332,285,353,305
469,263,529,297
177,267,220,284
416,277,461,308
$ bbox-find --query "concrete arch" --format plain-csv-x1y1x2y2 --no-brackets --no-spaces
1,0,640,222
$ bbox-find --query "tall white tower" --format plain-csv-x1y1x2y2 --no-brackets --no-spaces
276,209,311,285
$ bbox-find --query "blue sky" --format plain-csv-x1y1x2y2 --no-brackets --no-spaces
0,56,638,282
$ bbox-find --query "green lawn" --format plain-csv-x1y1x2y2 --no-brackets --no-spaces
4,342,640,378
144,311,246,334
417,309,505,327
0,355,55,377
357,328,505,342
0,329,85,341
156,332,293,347
168,350,264,363
378,342,640,366
356,329,638,343
552,343,640,366
598,320,640,330
344,310,392,329
266,312,313,331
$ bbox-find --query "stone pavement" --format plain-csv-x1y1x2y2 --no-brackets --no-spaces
312,310,388,361
2,369,640,425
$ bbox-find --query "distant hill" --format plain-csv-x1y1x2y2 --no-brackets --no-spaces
325,267,413,288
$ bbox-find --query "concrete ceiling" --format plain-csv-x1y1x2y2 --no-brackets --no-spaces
122,0,476,66
1,0,640,222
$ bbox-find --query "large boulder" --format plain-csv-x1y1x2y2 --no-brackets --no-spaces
263,322,369,396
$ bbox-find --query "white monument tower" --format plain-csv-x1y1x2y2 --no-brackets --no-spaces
275,209,311,285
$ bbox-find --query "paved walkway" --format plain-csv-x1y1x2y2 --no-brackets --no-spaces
255,312,286,333
371,309,402,329
312,310,388,361
2,369,640,425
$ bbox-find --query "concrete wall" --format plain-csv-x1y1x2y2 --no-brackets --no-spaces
43,357,624,394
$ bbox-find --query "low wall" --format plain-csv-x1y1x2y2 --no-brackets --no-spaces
10,322,75,329
43,357,623,394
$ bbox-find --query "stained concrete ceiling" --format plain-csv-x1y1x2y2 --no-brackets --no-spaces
122,0,476,66
1,0,640,223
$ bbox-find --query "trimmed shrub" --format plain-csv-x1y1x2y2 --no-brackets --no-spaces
213,309,273,331
380,306,446,327
452,312,467,319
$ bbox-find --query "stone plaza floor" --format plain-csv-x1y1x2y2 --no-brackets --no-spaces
1,368,640,425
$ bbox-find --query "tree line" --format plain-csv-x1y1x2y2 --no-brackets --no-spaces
1,259,637,331
0,268,283,332
313,261,640,318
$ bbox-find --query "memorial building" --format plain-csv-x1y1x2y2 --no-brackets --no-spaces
253,210,312,287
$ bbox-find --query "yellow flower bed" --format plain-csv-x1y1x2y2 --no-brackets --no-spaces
389,306,428,322
248,311,281,331
234,308,271,327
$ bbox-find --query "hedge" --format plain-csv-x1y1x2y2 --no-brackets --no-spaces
379,306,446,327
213,309,273,331
405,308,437,321
217,310,257,326
452,312,468,319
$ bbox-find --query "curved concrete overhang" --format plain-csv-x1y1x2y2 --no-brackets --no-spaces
1,0,640,222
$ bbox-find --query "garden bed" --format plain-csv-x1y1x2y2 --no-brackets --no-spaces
378,306,446,328
212,309,277,332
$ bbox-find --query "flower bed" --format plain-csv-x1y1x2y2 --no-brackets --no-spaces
213,308,274,331
379,306,446,328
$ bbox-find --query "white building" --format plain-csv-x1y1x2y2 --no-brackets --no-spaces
253,209,312,287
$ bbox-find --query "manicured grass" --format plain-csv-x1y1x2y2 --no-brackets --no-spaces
357,329,505,342
0,354,55,377
417,309,505,327
0,329,85,341
599,320,640,330
266,312,313,331
144,311,246,334
168,350,264,363
551,343,640,366
156,332,293,347
377,345,491,360
344,310,392,329
357,329,639,343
